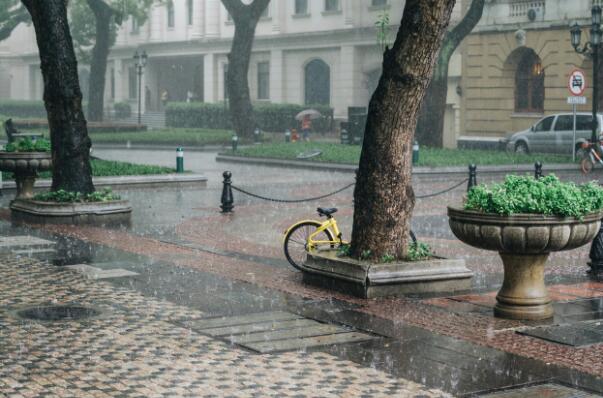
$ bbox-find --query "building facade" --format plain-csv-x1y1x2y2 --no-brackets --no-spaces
461,0,600,141
0,0,463,146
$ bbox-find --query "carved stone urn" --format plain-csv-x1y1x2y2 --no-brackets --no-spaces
0,152,52,199
448,207,603,320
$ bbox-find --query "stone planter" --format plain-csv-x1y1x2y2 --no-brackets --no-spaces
448,207,603,320
302,250,473,299
10,199,132,226
0,152,52,199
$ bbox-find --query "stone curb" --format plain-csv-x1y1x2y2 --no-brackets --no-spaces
0,173,208,192
215,154,580,175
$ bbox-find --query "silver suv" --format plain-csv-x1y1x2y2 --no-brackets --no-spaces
501,113,603,155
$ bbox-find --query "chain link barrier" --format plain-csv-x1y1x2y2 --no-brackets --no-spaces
230,178,468,204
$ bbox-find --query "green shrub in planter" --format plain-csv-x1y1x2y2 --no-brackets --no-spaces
34,188,121,203
465,174,603,218
166,102,334,132
113,101,132,119
0,100,46,118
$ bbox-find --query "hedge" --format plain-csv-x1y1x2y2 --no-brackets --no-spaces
0,100,47,118
10,119,146,133
166,102,334,133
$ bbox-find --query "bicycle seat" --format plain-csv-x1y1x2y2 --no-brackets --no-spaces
317,207,338,216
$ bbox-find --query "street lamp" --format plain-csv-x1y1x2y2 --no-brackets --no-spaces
133,50,148,125
570,6,602,144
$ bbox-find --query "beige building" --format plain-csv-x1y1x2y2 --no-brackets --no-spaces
0,0,464,142
461,0,599,143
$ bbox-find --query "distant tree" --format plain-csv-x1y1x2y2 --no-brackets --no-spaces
415,0,485,147
21,0,95,194
70,0,152,121
221,0,270,138
0,1,29,41
350,0,455,260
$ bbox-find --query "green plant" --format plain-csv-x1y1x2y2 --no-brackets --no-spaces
113,101,132,119
3,137,50,152
337,243,351,257
375,11,391,51
33,188,120,203
407,241,433,261
465,174,603,218
360,249,372,260
381,253,395,263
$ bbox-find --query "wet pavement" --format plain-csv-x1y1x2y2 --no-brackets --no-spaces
1,148,603,396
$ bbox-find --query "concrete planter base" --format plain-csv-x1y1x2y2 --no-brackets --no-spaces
10,199,132,226
302,250,473,299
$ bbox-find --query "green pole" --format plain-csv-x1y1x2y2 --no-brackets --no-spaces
176,147,184,173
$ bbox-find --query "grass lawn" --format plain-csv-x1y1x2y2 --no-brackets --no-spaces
89,128,235,146
2,159,175,180
223,142,576,167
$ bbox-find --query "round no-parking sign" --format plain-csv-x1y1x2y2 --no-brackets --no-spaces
568,69,587,96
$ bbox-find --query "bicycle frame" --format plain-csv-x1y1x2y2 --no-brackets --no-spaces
283,217,347,249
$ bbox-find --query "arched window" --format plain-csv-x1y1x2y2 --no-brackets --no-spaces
515,51,544,113
304,59,330,105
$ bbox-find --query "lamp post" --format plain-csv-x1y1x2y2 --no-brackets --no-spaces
133,50,148,125
573,7,603,278
570,6,602,144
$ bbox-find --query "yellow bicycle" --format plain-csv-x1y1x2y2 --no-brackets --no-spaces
283,207,416,270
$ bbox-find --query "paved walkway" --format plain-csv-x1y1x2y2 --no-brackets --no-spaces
2,148,603,396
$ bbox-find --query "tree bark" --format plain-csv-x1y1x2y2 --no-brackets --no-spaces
221,0,270,138
415,0,485,147
0,4,29,42
21,0,95,194
86,0,114,122
350,0,455,260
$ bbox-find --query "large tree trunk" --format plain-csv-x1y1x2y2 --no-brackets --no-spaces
222,0,270,138
350,0,455,260
415,0,485,147
86,0,114,122
21,0,95,194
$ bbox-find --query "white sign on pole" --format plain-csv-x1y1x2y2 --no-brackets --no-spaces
567,96,587,105
568,69,587,96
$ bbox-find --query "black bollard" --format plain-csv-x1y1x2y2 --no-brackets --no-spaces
534,162,543,179
467,164,477,192
589,223,603,277
220,171,234,213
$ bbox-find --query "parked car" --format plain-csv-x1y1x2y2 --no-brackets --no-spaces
500,113,603,156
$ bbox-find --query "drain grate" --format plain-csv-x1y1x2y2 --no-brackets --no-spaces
180,311,377,353
518,319,603,347
17,305,101,322
477,382,600,397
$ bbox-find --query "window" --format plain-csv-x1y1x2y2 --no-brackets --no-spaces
130,17,139,34
110,68,115,99
128,67,137,99
324,0,339,12
223,64,229,100
515,50,544,113
553,115,573,131
305,59,330,105
167,1,175,28
257,62,269,100
294,0,308,15
187,0,193,25
577,115,595,131
371,0,387,6
533,116,553,132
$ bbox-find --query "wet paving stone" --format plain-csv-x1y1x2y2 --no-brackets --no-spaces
476,382,601,397
0,254,448,397
518,320,603,347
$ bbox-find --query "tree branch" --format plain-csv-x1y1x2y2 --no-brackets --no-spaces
445,0,485,52
0,4,29,41
221,0,270,23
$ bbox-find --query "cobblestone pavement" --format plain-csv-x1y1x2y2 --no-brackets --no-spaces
0,255,449,398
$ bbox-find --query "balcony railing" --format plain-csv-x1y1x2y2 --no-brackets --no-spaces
509,0,545,17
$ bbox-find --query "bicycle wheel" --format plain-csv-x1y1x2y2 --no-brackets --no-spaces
284,221,334,271
581,157,594,174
